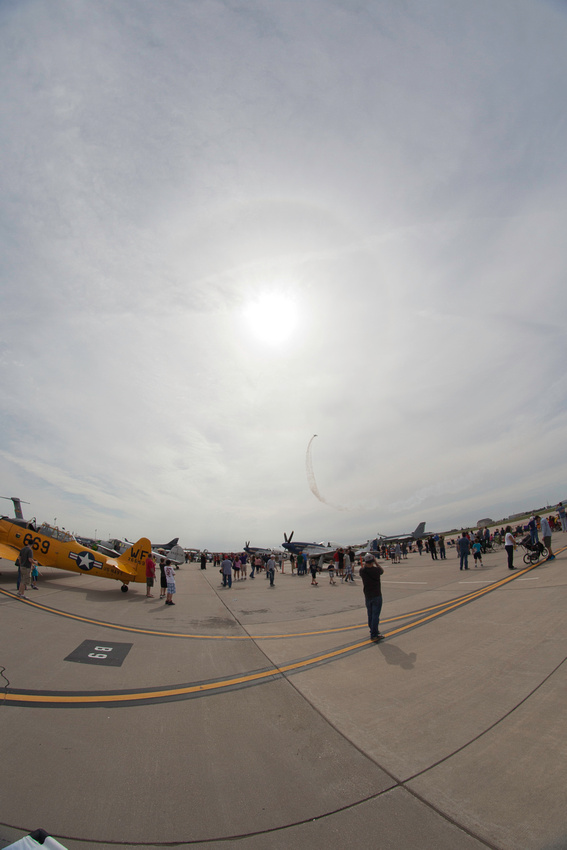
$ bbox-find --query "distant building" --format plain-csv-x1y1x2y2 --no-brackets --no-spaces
476,518,494,528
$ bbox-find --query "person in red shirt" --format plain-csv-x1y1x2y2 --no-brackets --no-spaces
145,554,156,597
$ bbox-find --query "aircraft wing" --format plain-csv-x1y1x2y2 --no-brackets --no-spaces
302,545,336,557
0,542,20,562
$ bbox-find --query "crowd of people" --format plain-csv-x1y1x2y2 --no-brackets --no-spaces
212,549,362,589
194,506,567,588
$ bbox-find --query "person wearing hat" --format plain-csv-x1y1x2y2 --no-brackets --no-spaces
359,553,385,642
528,516,539,546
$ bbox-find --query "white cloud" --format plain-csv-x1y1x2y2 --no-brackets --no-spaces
1,0,567,549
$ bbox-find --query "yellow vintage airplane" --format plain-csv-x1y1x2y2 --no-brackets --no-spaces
0,514,151,592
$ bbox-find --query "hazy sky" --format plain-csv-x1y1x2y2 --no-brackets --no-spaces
1,0,567,550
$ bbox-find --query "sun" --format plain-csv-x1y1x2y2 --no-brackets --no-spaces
242,291,300,346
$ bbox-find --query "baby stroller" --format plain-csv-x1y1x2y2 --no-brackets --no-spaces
519,535,548,565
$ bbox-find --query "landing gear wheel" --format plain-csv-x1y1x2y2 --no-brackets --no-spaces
121,584,129,592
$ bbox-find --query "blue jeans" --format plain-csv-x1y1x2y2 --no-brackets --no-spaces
460,552,468,569
223,573,232,588
267,568,275,586
365,595,383,638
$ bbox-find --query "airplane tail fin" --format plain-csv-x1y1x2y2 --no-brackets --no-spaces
116,538,152,579
413,522,426,538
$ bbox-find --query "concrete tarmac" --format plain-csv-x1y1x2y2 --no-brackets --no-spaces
0,538,566,850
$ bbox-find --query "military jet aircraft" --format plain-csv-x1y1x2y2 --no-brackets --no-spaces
0,515,151,592
356,522,428,555
0,496,30,520
75,535,185,565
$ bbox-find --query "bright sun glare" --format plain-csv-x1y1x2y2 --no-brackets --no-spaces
243,292,300,346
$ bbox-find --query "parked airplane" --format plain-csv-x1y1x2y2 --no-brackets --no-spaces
244,541,285,556
0,496,30,521
75,535,184,564
0,515,151,592
357,522,428,554
282,531,340,558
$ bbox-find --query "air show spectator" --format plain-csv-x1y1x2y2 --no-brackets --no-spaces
31,562,40,590
221,555,233,588
266,555,276,587
17,542,35,599
309,558,318,586
539,515,555,561
528,516,539,546
344,550,355,582
472,539,483,568
359,553,384,642
159,558,167,599
457,533,470,570
164,559,176,605
328,561,337,585
505,526,516,569
145,553,156,597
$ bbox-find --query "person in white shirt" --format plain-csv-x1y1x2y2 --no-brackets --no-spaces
504,527,516,570
164,560,176,605
538,515,555,561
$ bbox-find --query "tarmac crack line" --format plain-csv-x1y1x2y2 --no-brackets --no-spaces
399,653,567,787
0,783,501,848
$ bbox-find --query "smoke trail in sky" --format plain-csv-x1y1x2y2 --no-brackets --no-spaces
305,434,348,511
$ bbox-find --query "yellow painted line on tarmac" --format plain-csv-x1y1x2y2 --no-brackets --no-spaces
3,639,375,706
383,561,549,638
0,555,554,642
0,583,508,639
3,555,559,708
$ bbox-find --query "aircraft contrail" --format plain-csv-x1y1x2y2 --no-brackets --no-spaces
305,434,347,511
305,434,323,501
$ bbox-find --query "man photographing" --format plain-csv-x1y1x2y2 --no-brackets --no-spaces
359,553,385,642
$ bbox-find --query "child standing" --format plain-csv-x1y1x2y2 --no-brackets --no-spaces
164,560,176,605
31,563,40,589
159,558,167,599
309,558,319,586
472,540,483,568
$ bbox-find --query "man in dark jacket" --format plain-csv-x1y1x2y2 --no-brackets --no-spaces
359,553,384,642
18,542,36,599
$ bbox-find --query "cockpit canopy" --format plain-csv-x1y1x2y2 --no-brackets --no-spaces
37,523,76,542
